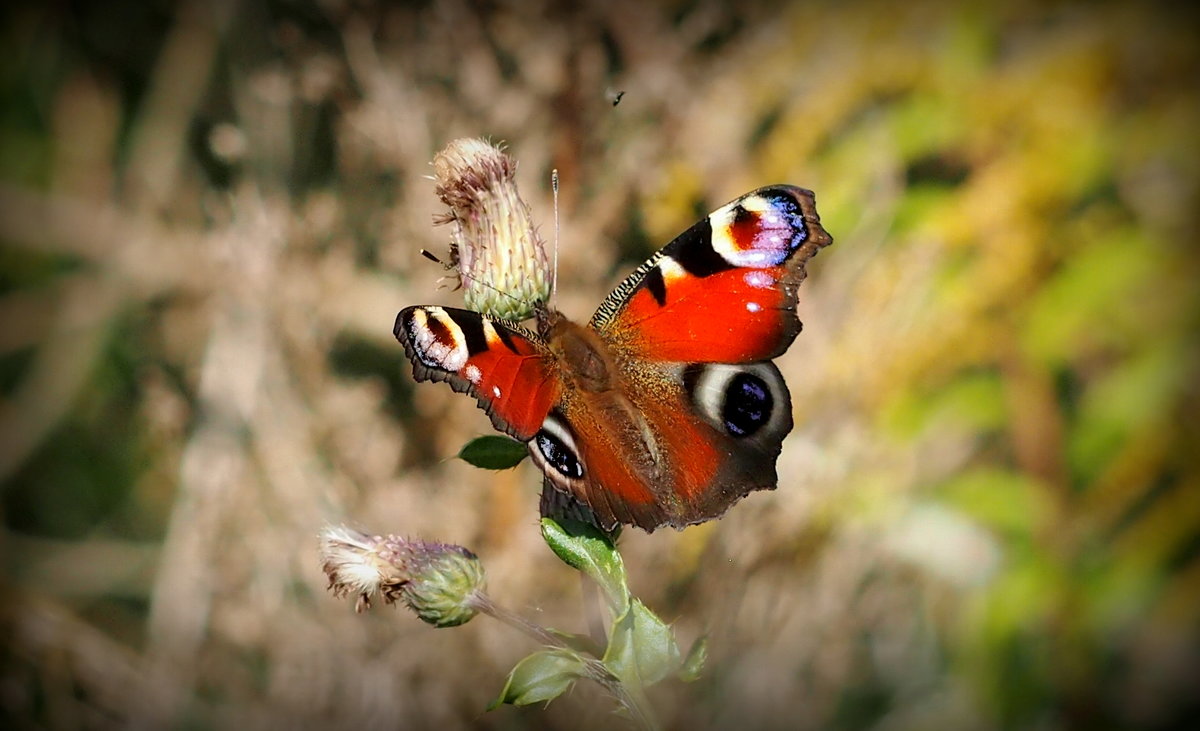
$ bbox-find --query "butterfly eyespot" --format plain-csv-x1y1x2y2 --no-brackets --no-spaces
722,372,773,437
529,412,585,481
534,431,583,479
684,362,792,441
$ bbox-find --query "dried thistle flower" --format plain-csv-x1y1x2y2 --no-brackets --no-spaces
431,138,551,321
320,526,485,627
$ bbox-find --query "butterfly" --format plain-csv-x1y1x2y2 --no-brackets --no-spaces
395,185,832,532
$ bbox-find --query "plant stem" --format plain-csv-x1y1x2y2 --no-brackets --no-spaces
469,591,660,730
580,572,608,647
468,591,561,647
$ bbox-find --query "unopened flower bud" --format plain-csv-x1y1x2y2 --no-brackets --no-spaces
320,526,485,627
431,138,551,321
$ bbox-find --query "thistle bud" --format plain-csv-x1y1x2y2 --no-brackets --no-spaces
431,138,551,321
320,526,485,627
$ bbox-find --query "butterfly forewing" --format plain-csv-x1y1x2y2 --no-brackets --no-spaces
590,185,832,363
394,306,560,440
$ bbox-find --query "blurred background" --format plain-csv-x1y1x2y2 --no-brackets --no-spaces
1,0,1197,728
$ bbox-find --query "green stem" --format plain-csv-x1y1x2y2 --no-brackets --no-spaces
469,591,560,647
470,591,660,730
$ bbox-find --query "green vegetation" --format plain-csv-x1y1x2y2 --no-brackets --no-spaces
1,1,1196,728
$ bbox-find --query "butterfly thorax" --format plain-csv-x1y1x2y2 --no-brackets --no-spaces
545,313,615,394
544,310,666,494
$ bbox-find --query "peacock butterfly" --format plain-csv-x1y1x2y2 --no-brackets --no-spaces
395,185,832,532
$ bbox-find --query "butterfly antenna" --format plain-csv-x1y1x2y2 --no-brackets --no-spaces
419,247,531,314
420,249,447,265
551,168,560,304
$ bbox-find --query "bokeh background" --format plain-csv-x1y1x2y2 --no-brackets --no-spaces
1,0,1197,728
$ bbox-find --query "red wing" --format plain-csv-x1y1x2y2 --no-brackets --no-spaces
590,185,832,363
574,401,726,531
540,360,794,532
394,306,560,440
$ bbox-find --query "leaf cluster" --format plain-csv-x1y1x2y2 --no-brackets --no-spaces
489,518,705,728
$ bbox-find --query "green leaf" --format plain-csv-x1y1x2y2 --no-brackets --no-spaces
540,518,629,612
603,599,681,689
937,468,1052,536
458,435,528,470
678,635,708,682
881,371,1006,439
1069,339,1187,481
488,648,589,709
1021,230,1157,367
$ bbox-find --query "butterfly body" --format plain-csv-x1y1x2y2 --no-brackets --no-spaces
396,185,832,531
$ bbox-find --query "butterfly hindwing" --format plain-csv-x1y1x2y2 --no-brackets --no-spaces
549,359,794,531
394,306,560,440
591,185,832,363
